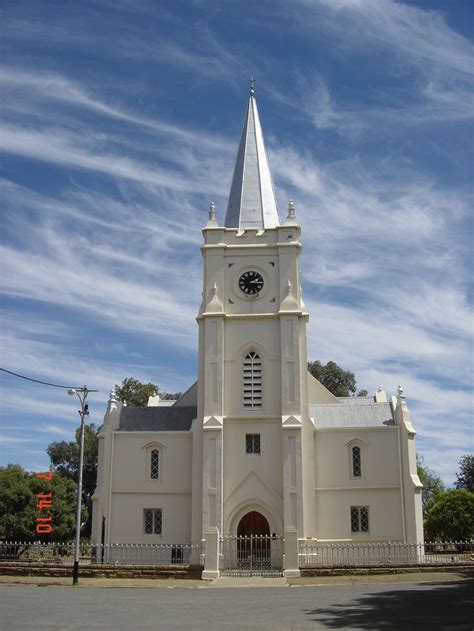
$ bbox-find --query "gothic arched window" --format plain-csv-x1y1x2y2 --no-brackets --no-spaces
243,351,262,408
150,449,160,480
351,446,362,478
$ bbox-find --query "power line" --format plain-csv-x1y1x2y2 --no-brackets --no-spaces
0,368,98,392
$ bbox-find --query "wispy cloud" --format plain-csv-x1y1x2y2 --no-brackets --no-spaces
304,0,474,77
1,0,472,484
275,0,474,136
37,424,74,437
0,67,233,151
268,133,473,480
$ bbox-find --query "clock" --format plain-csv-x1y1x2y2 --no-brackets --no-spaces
239,270,264,295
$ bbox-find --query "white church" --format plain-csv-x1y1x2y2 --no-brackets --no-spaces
91,84,424,568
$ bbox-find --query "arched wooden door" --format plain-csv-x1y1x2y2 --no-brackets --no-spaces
237,511,271,569
237,511,270,537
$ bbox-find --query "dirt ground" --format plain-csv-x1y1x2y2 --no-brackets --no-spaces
0,569,471,589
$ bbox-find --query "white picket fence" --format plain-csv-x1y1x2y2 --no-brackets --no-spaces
0,541,202,566
298,540,474,566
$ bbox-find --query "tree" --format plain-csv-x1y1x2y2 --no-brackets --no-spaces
454,454,474,492
47,423,99,538
425,489,474,541
115,377,158,407
0,464,81,542
0,465,35,541
115,377,181,406
307,360,367,397
30,472,82,542
417,455,445,515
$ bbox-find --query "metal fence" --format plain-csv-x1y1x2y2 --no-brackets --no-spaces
298,541,474,567
0,542,202,566
220,534,283,577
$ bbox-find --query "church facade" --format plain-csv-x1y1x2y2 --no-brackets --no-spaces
91,86,423,556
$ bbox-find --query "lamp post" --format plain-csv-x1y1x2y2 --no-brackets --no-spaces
68,386,90,585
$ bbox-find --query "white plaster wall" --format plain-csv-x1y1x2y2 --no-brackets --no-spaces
110,493,191,544
314,428,404,541
107,432,193,544
223,420,283,532
315,428,400,489
315,488,403,541
223,320,281,418
112,432,192,492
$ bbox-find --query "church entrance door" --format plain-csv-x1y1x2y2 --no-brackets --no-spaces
237,511,270,537
224,511,277,574
220,511,283,576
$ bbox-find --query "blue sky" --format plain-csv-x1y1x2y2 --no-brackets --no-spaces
0,0,472,485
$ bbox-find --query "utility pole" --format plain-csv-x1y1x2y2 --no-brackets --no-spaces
67,386,91,585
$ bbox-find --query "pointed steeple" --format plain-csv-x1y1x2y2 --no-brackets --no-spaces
224,80,280,229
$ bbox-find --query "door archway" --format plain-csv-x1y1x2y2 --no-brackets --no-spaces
237,511,271,570
237,511,270,537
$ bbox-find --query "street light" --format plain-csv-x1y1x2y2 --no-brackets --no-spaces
68,386,90,585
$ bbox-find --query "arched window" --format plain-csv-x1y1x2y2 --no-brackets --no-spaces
143,441,165,483
243,351,262,408
352,446,362,478
150,449,160,480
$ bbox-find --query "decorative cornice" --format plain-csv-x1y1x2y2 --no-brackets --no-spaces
201,242,301,251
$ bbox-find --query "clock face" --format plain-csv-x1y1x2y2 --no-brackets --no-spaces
239,270,264,295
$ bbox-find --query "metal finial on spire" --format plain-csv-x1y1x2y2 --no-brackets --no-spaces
287,199,296,220
209,201,216,222
249,77,255,97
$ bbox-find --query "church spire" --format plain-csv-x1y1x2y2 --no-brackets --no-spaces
224,80,280,229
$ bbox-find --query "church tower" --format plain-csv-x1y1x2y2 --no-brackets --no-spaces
192,83,317,542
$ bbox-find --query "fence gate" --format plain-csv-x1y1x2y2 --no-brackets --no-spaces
220,535,283,577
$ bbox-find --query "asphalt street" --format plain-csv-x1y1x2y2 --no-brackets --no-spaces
0,579,472,630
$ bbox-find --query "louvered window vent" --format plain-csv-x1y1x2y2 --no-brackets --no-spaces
243,351,262,408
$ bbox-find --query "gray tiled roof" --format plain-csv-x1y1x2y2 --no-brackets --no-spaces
118,406,196,432
310,402,394,429
337,396,375,406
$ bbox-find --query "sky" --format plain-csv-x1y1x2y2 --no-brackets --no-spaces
0,0,472,485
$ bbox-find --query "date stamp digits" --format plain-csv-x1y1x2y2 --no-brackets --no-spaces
35,470,53,534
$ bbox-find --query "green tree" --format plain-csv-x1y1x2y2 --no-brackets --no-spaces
0,465,35,541
115,377,159,407
0,464,81,542
417,455,445,515
115,377,181,405
425,489,474,541
307,360,367,397
30,472,82,542
454,454,474,492
47,423,99,538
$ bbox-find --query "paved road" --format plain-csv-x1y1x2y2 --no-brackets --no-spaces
1,579,472,630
